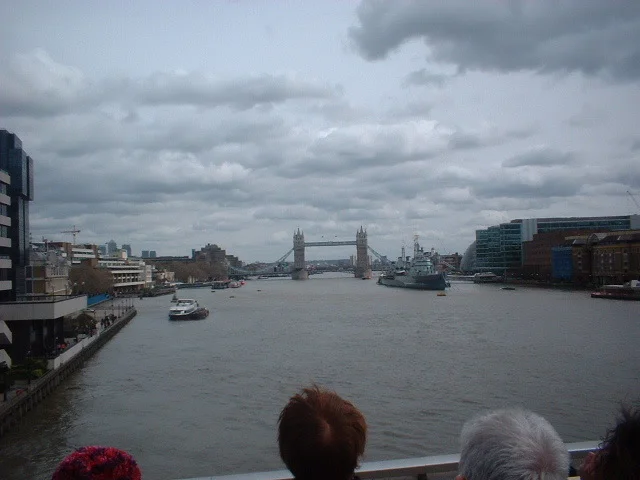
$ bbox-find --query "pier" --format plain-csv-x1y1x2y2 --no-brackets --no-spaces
0,306,137,437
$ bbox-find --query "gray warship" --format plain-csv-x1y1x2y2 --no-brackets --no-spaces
378,237,447,290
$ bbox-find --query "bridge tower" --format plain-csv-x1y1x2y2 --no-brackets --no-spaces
292,228,308,280
355,226,372,279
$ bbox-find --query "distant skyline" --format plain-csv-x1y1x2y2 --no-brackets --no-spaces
1,1,639,262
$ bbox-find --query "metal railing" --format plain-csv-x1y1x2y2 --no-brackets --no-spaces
179,441,598,480
8,294,86,303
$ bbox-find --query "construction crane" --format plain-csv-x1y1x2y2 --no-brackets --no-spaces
61,225,81,245
628,191,640,212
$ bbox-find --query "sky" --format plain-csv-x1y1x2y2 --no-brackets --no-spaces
1,1,639,263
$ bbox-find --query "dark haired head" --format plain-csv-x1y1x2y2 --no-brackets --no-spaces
593,404,640,479
52,446,142,480
278,385,367,480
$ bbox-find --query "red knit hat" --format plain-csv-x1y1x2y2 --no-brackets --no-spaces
52,446,142,480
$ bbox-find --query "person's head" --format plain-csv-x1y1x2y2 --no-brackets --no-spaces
456,408,569,480
278,384,367,480
580,404,640,480
51,446,141,480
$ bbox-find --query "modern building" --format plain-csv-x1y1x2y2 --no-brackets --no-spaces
0,170,10,368
0,130,34,299
460,241,477,272
121,244,132,257
141,250,149,259
149,250,156,258
0,130,86,367
475,215,640,272
0,170,11,303
106,240,118,256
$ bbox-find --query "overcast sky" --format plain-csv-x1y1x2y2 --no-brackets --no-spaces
2,1,639,262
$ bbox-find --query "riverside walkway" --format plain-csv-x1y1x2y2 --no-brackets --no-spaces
0,300,137,436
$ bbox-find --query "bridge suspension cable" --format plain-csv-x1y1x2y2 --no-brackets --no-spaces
367,245,391,264
227,248,294,275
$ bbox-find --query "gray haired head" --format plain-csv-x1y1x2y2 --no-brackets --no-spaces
457,409,569,480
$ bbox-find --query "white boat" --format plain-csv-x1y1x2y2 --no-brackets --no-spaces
169,299,199,320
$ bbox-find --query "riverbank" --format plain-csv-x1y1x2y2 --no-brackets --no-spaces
0,306,137,437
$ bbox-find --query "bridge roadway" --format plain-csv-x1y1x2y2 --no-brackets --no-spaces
179,441,596,480
304,241,356,247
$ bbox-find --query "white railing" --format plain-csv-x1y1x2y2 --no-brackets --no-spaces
179,441,598,480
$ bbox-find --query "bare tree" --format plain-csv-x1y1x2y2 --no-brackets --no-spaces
69,264,114,295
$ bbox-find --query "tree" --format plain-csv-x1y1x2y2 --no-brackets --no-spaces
69,264,114,295
64,312,97,336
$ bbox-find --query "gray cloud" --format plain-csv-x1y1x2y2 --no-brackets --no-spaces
502,147,576,168
2,11,636,261
472,175,583,200
403,69,455,87
349,1,640,81
0,50,342,119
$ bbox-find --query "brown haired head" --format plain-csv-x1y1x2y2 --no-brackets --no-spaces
278,385,367,480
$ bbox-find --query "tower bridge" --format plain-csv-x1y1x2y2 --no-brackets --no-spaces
228,227,390,279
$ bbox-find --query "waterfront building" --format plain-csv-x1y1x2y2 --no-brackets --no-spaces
475,215,640,272
0,130,34,299
460,241,477,272
0,130,86,366
149,250,156,258
522,229,611,281
141,250,149,258
92,253,147,294
585,230,640,285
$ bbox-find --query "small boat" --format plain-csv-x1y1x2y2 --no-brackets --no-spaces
437,292,446,296
171,293,178,302
169,299,209,320
501,286,516,291
229,281,241,288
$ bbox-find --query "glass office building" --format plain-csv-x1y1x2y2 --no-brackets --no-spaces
474,215,640,272
0,130,34,299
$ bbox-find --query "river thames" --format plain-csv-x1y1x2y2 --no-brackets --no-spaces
1,273,639,479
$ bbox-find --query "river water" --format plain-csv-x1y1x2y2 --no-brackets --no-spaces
1,273,639,479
